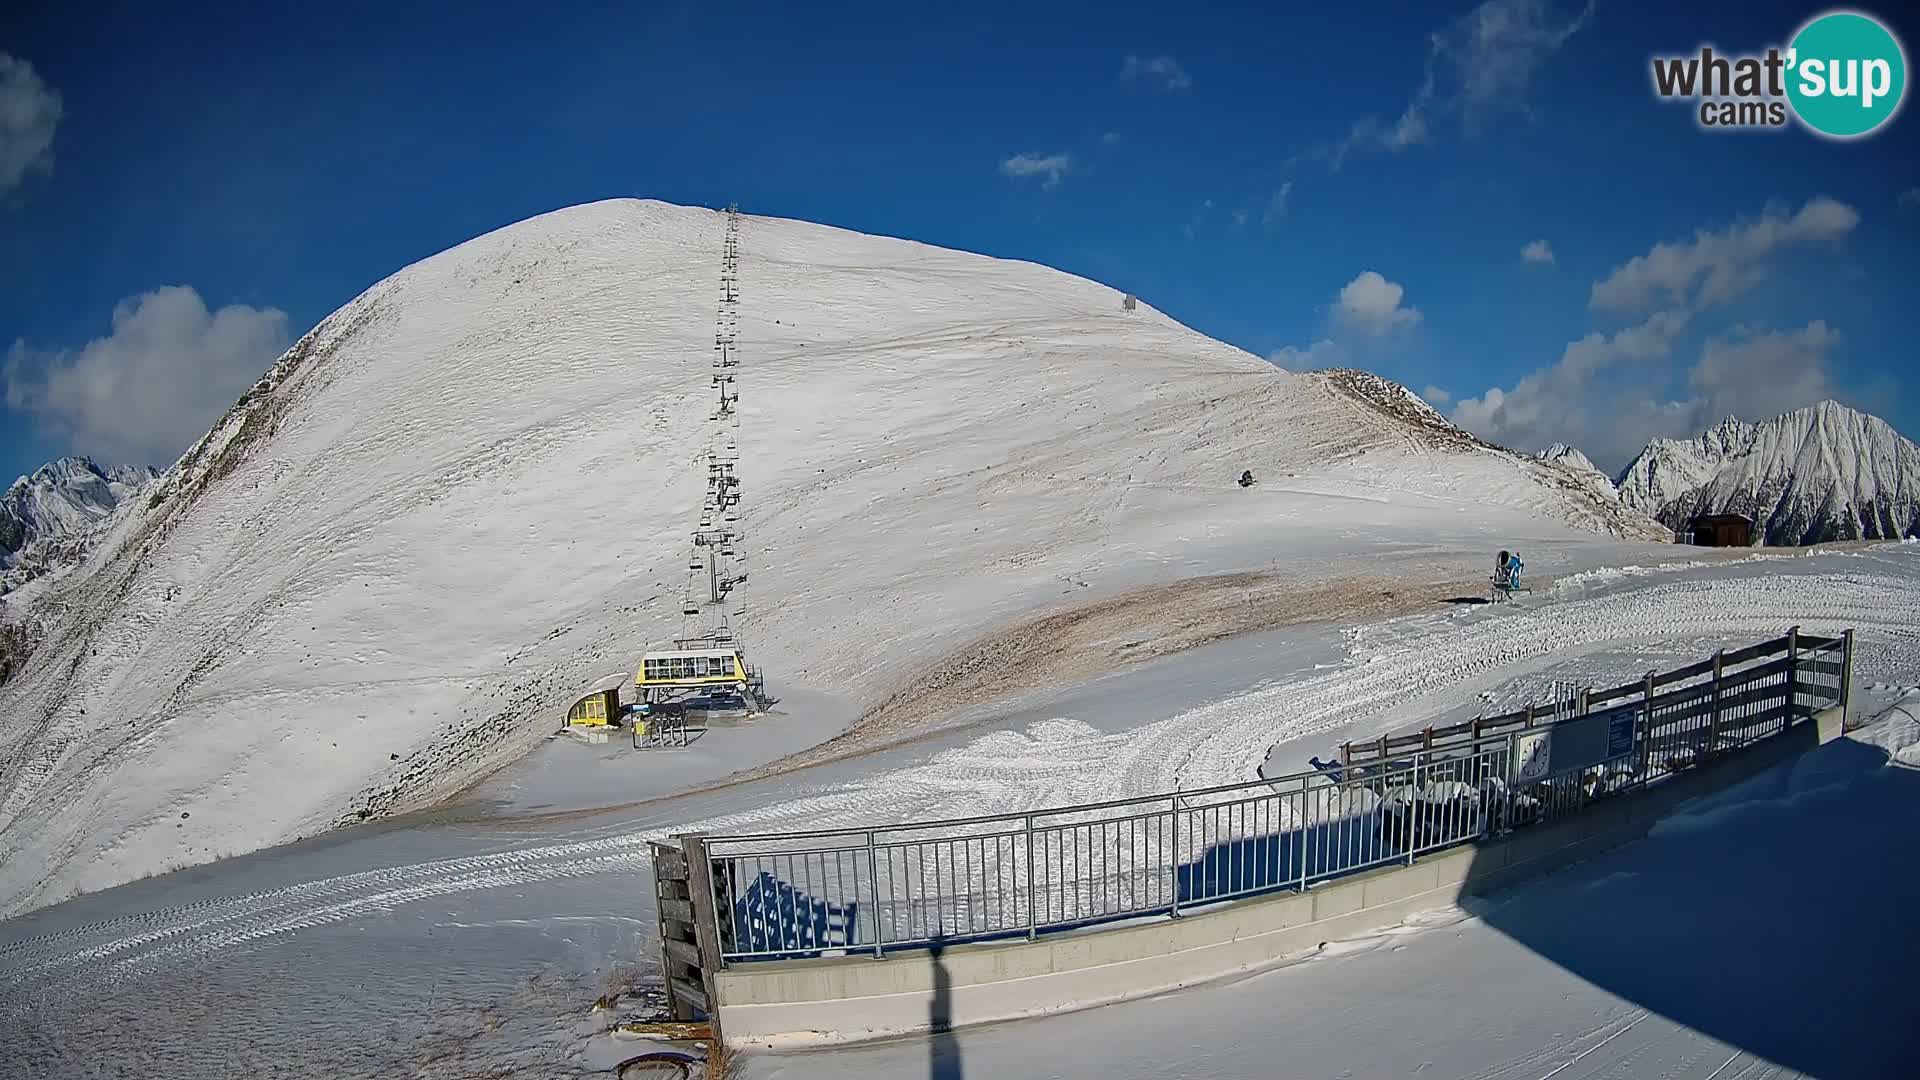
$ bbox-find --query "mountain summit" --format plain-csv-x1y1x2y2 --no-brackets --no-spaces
2,457,159,592
0,198,1662,915
1536,443,1606,481
1615,400,1920,545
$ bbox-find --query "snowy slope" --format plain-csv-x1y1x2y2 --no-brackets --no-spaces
1617,401,1920,545
0,458,158,592
0,198,1661,916
2,551,1914,1080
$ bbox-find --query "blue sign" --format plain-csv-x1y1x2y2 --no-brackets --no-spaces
1606,708,1637,759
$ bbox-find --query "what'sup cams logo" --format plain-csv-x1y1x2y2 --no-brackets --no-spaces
1651,9,1907,138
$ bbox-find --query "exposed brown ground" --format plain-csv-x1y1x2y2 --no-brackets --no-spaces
455,536,1893,829
460,562,1493,828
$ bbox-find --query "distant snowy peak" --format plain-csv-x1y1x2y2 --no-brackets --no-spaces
1,457,160,586
1536,443,1606,480
1616,400,1920,545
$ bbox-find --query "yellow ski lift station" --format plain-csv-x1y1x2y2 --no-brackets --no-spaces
637,644,747,693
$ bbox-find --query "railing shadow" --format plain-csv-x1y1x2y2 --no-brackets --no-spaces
1177,809,1405,902
1175,776,1509,905
1454,732,1916,1078
713,734,1913,1075
1170,734,1917,1075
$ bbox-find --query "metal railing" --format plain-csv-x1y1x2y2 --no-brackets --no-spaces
691,628,1851,964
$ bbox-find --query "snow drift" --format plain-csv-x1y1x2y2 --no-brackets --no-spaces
0,199,1662,916
1616,401,1920,545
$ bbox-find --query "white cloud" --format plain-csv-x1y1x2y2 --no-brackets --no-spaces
1000,152,1073,189
0,52,63,196
4,286,291,466
1899,186,1920,211
1262,182,1293,225
1688,321,1842,425
1451,196,1869,471
1521,238,1555,265
1269,340,1344,370
1450,310,1692,466
1321,0,1595,169
1120,54,1191,91
1422,385,1453,406
1231,208,1250,231
1589,196,1859,314
1100,131,1121,145
1270,272,1420,366
1334,271,1422,334
1448,314,1853,471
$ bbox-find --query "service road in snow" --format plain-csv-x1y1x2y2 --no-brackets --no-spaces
2,546,1917,1079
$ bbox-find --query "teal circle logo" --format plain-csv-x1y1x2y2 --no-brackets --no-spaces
1786,10,1907,138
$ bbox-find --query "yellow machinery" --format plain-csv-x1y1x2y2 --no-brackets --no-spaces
565,672,629,728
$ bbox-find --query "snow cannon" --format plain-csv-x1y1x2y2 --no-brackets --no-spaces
1490,550,1530,603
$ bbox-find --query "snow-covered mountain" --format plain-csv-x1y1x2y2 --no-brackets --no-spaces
1,457,159,593
1616,401,1920,545
0,199,1665,915
1536,443,1606,481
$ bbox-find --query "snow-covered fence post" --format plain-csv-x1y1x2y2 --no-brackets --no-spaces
866,831,884,959
1841,629,1855,724
1786,625,1800,733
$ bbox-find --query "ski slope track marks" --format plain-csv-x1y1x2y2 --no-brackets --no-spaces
0,198,1662,917
3,555,1914,999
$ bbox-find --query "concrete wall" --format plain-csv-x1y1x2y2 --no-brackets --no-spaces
715,705,1846,1048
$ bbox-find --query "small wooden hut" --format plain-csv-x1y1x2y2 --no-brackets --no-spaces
1690,513,1754,547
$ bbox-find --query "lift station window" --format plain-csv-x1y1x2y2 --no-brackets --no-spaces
642,652,740,682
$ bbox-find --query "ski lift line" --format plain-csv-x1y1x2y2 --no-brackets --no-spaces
665,202,760,689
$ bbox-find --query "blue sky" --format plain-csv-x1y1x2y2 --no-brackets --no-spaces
3,0,1916,482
